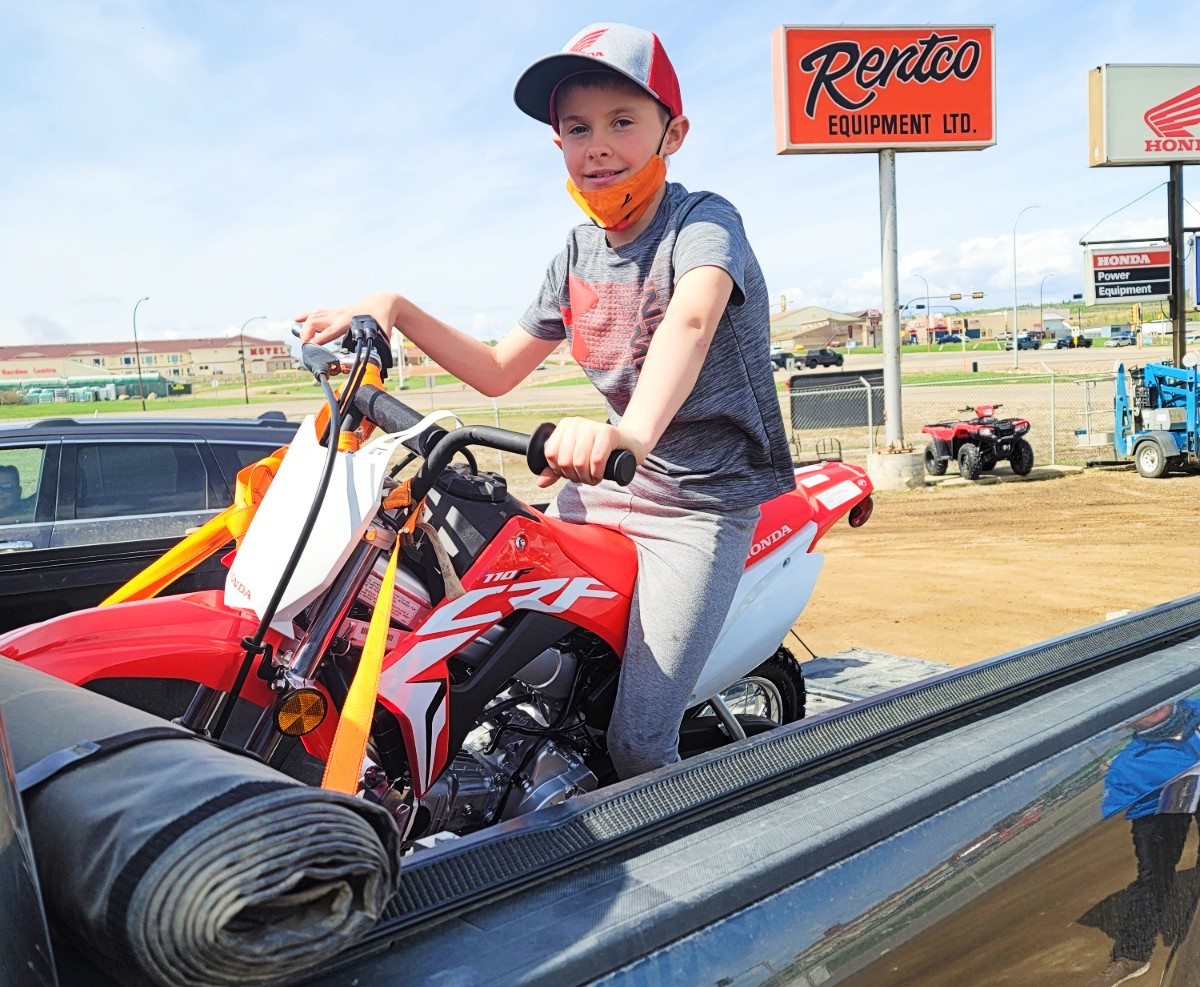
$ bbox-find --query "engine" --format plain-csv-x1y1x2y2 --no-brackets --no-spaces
405,640,600,838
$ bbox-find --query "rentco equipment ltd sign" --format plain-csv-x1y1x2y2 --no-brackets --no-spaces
1084,246,1171,305
772,25,996,153
1089,64,1200,166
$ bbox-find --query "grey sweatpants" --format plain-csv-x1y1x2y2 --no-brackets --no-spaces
550,479,759,780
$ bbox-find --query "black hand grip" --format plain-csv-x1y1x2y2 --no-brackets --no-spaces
526,422,637,487
353,385,439,454
301,343,343,378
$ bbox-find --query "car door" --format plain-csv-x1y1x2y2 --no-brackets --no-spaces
0,437,228,631
0,441,61,632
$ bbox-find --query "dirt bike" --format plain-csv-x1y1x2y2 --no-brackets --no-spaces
921,403,1035,481
0,317,875,843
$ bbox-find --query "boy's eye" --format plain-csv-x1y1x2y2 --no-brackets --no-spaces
566,124,588,137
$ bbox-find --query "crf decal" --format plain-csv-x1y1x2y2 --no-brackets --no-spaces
417,577,617,637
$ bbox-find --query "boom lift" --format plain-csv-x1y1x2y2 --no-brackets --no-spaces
1114,358,1200,478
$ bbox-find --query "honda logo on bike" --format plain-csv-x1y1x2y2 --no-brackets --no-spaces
749,524,793,558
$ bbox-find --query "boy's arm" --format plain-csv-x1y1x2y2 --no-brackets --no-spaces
541,265,732,486
296,291,558,397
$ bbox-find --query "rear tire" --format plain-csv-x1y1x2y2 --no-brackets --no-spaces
957,444,983,480
1009,438,1035,476
1135,441,1169,479
707,647,806,726
924,443,947,476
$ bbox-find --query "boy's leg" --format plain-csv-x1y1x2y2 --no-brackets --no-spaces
607,500,759,780
548,481,759,780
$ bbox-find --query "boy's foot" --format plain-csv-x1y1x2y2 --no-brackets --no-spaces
1084,957,1150,987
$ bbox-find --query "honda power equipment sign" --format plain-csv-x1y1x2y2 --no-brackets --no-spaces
1089,64,1200,167
772,25,996,153
1085,246,1171,305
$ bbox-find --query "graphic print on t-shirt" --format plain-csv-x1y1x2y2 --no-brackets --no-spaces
567,274,664,373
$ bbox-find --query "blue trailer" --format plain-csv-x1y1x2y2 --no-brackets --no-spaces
1114,359,1200,477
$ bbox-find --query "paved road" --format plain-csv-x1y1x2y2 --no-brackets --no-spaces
792,341,1167,377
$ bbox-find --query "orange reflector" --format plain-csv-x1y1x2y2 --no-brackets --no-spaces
275,688,328,736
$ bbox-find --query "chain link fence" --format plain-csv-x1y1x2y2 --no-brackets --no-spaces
785,371,1123,468
421,370,1125,500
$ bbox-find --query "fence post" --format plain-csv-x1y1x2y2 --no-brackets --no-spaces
860,376,874,451
1048,369,1056,466
492,397,505,477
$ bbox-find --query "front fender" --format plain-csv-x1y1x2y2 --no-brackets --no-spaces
0,591,272,703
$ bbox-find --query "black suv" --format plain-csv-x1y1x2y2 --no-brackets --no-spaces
800,348,845,369
0,413,298,632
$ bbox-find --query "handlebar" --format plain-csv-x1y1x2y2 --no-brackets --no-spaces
350,385,636,502
301,315,636,495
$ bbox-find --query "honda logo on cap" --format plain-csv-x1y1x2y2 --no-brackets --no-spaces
569,28,607,55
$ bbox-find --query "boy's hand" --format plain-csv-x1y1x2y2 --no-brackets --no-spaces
538,418,645,488
294,292,400,346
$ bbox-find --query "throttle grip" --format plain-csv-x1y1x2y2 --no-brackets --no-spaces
526,422,637,487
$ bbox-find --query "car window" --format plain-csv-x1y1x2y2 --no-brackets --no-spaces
208,441,285,490
73,442,215,519
0,446,46,526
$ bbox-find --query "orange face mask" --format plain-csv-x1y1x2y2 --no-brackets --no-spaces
565,153,667,232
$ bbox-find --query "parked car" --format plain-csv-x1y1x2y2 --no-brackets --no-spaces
1004,335,1041,351
0,413,298,632
799,348,845,369
939,334,964,345
1054,334,1093,349
1105,332,1136,347
769,345,796,371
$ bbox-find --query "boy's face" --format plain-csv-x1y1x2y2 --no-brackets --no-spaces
555,83,677,191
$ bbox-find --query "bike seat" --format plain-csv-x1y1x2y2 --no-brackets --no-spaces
537,514,638,599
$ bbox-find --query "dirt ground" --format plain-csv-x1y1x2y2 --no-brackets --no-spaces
797,465,1200,668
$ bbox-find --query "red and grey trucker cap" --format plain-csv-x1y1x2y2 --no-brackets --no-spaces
513,23,683,128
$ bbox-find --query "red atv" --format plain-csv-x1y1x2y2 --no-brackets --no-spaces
922,404,1035,481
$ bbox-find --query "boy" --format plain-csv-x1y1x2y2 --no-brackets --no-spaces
297,23,793,779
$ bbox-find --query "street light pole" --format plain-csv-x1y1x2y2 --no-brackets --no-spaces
1038,273,1054,344
914,273,931,348
1012,204,1040,369
238,315,267,405
132,296,149,412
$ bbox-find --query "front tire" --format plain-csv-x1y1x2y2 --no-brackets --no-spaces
924,443,948,476
1009,438,1035,476
1135,441,1169,479
958,444,983,480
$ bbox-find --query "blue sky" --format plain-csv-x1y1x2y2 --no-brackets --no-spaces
2,1,1197,347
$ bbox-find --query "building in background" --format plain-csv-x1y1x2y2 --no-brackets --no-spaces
0,336,295,386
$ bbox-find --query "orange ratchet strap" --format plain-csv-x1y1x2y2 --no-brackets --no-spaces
321,535,400,794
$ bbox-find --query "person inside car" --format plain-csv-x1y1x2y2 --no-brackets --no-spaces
0,465,35,524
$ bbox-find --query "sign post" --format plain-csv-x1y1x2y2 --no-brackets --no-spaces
773,25,995,454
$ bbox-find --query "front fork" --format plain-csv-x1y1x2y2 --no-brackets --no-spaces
178,529,393,764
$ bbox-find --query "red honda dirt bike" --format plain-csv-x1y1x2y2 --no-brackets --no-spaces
0,319,874,842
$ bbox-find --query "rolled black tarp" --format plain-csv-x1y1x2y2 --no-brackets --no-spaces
0,658,401,987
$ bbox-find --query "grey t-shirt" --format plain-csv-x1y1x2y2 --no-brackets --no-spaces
520,182,794,511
